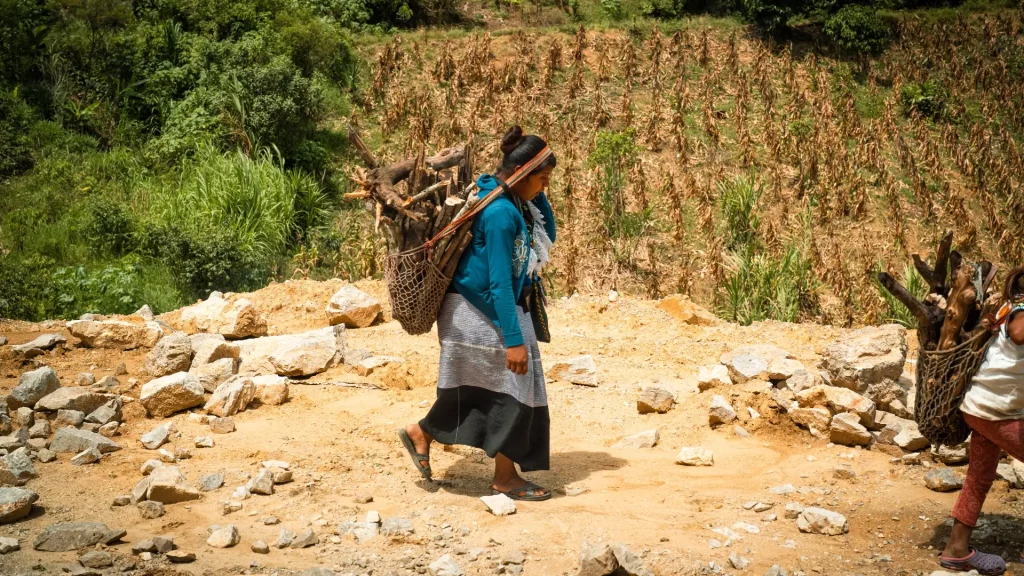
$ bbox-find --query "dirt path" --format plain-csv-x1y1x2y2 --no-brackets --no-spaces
2,281,1023,576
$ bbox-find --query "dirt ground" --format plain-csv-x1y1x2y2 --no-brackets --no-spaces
3,279,1024,576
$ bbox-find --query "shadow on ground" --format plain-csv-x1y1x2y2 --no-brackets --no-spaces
414,450,627,498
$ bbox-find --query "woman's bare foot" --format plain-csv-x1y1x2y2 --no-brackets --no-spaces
491,453,548,497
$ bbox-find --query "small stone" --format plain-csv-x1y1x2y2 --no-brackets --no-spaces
221,501,242,515
141,423,172,450
366,510,381,524
709,395,737,426
231,485,250,500
200,473,224,492
248,468,274,495
734,425,751,437
326,285,382,328
15,407,34,428
166,550,196,563
578,542,618,576
353,494,373,504
251,540,269,554
54,410,85,428
32,521,124,551
98,422,119,437
428,554,464,576
546,355,598,387
380,518,415,537
270,468,292,484
132,539,156,554
8,366,61,410
829,412,872,447
765,566,789,576
79,550,113,568
894,421,930,452
833,464,856,480
729,553,750,569
112,495,130,506
49,427,121,454
925,468,964,492
77,373,96,386
139,372,205,418
291,527,318,549
85,399,122,426
637,387,675,414
697,365,733,391
141,459,163,475
147,465,202,504
261,459,290,469
797,507,849,535
676,447,714,466
0,536,19,553
206,525,240,548
275,529,294,548
37,448,56,463
784,502,805,519
612,429,659,450
153,536,175,553
209,417,235,434
480,493,517,516
137,501,164,519
157,448,177,463
263,516,280,525
70,447,101,466
195,436,214,448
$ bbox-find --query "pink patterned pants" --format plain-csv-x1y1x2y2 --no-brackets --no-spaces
952,413,1024,527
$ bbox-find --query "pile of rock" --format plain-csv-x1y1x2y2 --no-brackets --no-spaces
702,325,928,456
1,366,125,470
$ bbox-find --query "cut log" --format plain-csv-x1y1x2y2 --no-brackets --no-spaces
912,231,953,297
939,263,977,350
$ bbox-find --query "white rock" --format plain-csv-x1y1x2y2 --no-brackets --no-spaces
190,357,236,393
195,436,215,448
179,296,267,338
480,494,517,516
894,421,930,452
797,507,849,535
145,333,193,378
830,413,872,447
67,319,162,350
428,554,464,576
141,423,173,450
822,324,907,393
785,369,823,393
147,466,201,504
791,407,832,431
676,447,714,466
204,376,256,418
11,334,65,355
709,395,737,426
547,356,598,387
325,286,382,328
8,367,61,410
612,429,659,450
252,375,289,405
697,365,732,391
720,345,792,383
140,373,205,418
70,447,101,465
190,338,239,369
206,524,240,548
636,387,675,414
236,326,346,377
356,356,405,376
797,385,876,427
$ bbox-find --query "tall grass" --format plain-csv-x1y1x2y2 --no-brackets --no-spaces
719,177,762,250
874,262,927,327
720,245,814,325
156,145,329,267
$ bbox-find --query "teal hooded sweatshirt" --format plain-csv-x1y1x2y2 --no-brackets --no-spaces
450,174,546,348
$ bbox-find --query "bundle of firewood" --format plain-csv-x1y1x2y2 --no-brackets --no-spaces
878,231,1003,352
346,127,481,276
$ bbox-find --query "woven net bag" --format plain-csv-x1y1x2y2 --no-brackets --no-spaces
914,330,993,446
384,245,451,336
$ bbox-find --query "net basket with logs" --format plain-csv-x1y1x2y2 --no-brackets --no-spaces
347,127,551,335
878,231,1004,446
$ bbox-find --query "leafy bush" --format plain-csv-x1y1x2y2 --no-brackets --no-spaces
601,0,625,20
590,129,640,239
900,80,948,120
0,88,35,178
720,245,815,325
741,0,804,33
86,197,137,256
824,5,893,56
719,177,762,250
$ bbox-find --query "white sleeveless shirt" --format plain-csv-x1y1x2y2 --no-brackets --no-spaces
961,304,1024,421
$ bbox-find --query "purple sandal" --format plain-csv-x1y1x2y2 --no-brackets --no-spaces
938,548,1006,575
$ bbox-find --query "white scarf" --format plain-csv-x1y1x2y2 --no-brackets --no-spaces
527,201,553,278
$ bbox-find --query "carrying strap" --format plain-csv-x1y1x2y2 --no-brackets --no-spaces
423,146,552,250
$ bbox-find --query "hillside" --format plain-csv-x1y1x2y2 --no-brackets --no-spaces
347,12,1024,327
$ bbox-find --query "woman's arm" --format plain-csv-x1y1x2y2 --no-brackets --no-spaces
1008,305,1024,345
531,193,557,243
483,211,524,350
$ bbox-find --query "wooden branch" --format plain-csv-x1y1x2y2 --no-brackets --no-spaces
912,231,953,296
878,272,944,348
347,125,378,169
939,263,977,350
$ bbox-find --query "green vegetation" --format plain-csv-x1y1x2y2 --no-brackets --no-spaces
721,245,815,325
874,263,928,327
900,81,949,120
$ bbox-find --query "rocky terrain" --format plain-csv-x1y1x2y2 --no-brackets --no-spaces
1,279,1022,576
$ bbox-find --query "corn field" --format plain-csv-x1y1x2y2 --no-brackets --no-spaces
351,12,1024,326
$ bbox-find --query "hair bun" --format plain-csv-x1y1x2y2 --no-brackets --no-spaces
500,125,525,155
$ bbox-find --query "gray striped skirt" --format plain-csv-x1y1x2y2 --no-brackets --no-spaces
419,293,550,471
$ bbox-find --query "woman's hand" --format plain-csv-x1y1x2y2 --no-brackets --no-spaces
506,345,529,375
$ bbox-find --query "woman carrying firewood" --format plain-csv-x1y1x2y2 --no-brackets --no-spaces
939,267,1024,575
398,126,557,501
